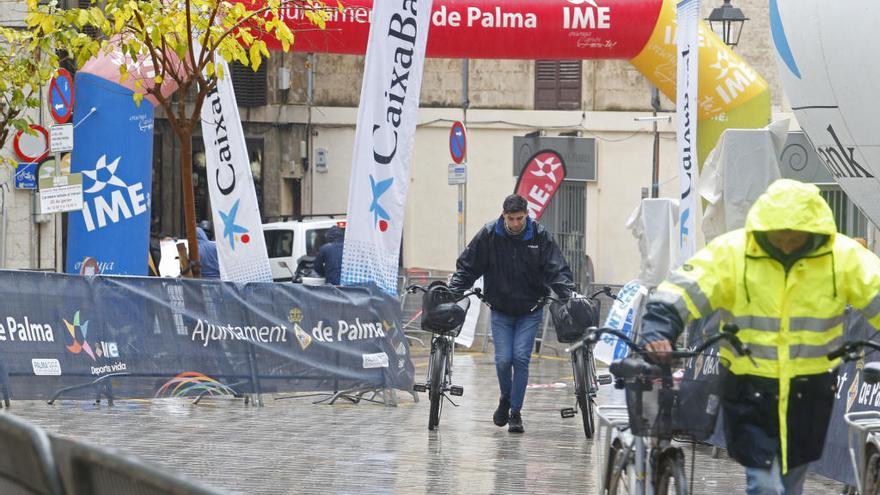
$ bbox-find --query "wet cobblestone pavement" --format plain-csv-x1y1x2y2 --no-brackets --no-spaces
9,352,842,494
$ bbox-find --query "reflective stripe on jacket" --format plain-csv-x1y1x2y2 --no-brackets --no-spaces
644,179,880,472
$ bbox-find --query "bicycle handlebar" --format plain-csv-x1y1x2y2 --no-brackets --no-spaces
827,340,880,361
569,323,754,376
405,284,486,304
529,286,619,312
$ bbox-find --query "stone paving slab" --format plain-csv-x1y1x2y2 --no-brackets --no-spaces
8,352,842,494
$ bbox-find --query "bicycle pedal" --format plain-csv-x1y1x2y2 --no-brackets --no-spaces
560,407,577,418
597,373,613,385
413,383,427,393
448,385,464,396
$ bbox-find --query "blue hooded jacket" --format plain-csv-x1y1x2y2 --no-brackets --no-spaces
196,227,221,279
314,225,344,284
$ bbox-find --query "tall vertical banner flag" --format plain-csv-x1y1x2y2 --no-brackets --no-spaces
676,0,699,265
341,0,434,295
66,73,154,275
514,150,567,220
200,58,272,282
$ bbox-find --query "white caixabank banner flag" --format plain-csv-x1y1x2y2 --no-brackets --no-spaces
340,0,434,295
201,58,273,283
676,0,699,265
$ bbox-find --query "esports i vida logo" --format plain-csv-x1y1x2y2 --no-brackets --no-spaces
63,310,119,361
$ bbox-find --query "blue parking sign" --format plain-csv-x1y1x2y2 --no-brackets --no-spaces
15,163,37,189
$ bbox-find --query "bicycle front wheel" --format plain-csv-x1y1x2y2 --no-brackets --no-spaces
864,447,880,495
573,348,595,439
655,454,687,495
606,440,634,495
428,342,446,430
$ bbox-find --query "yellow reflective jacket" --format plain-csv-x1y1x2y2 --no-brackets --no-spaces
644,179,880,471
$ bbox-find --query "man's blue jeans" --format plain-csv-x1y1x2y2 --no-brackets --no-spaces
745,458,809,495
490,309,543,413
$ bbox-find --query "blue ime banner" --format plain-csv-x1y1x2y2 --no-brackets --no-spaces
66,73,154,275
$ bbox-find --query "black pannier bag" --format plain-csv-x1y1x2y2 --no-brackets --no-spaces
550,296,600,343
421,281,468,336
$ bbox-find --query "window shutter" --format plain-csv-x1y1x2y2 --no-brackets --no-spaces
231,62,267,107
535,60,582,110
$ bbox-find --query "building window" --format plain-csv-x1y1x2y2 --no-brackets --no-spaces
819,185,869,239
191,138,264,226
231,62,267,107
535,60,582,110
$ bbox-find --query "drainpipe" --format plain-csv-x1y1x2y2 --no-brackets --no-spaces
306,53,314,214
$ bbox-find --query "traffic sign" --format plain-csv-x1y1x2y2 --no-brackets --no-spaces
38,173,83,214
12,125,49,163
449,121,467,164
448,163,467,185
49,68,75,124
14,163,37,189
50,124,74,153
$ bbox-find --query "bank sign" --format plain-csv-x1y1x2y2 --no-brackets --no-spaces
66,73,154,275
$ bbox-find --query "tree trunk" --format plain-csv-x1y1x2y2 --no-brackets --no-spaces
178,130,202,277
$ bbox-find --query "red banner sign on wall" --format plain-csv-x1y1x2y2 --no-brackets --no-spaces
514,150,567,220
260,0,663,60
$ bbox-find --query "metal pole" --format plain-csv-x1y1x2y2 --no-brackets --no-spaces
461,60,469,253
458,184,465,253
55,151,62,272
651,86,661,198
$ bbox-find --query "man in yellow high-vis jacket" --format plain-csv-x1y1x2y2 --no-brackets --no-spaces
641,179,880,494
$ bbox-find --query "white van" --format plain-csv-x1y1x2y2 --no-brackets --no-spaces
262,215,346,282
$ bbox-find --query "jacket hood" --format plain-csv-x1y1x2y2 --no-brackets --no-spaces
745,179,837,236
325,225,344,243
494,215,535,241
196,227,209,242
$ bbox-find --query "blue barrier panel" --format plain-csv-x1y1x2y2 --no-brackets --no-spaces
0,270,413,400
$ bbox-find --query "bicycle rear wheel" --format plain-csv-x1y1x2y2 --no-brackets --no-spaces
655,454,687,495
428,341,446,430
573,348,595,439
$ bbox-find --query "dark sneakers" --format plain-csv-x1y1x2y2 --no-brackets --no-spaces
493,399,511,427
508,411,524,433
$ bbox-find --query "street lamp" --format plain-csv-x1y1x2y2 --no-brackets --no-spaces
706,0,749,48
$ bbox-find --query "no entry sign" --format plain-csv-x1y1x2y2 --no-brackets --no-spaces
49,68,75,124
449,121,467,164
12,125,50,163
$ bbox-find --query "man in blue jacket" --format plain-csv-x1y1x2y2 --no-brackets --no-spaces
314,225,345,285
449,194,575,433
196,226,220,279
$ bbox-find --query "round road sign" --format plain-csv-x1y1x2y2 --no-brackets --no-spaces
13,125,50,164
449,121,467,164
49,68,75,124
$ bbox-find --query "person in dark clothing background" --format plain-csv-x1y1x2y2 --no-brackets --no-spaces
448,194,575,433
196,226,220,279
314,225,345,285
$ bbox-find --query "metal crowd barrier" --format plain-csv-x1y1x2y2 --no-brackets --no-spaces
0,412,63,495
0,411,227,495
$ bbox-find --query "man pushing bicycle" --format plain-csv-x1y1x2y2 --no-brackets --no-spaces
641,179,880,494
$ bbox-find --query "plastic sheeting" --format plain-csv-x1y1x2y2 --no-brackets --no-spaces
0,270,413,400
699,121,788,242
627,198,679,288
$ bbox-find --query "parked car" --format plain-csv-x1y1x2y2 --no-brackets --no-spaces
262,215,346,282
